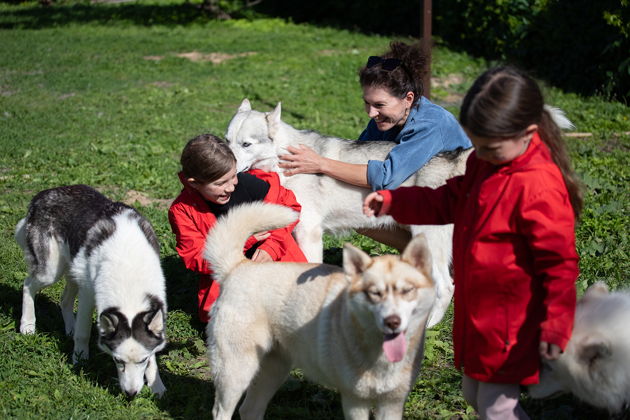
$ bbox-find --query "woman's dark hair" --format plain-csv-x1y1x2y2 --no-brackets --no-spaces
359,42,427,105
180,134,236,183
460,66,583,217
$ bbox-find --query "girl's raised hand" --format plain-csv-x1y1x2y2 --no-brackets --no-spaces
539,341,562,361
363,192,384,217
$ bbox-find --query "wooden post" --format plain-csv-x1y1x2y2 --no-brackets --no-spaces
421,0,432,99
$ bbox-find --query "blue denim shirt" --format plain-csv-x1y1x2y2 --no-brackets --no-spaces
358,96,471,191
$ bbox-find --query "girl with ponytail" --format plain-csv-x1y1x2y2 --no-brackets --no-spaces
363,66,581,419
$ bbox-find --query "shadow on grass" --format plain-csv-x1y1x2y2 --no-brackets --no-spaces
73,339,216,416
0,283,73,354
162,254,198,315
154,368,344,419
0,2,216,30
523,394,627,420
162,254,208,335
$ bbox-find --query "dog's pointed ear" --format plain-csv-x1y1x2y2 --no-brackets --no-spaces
99,312,119,336
343,242,372,279
145,310,165,338
238,98,251,112
401,234,432,278
267,102,282,139
579,336,612,366
272,101,282,118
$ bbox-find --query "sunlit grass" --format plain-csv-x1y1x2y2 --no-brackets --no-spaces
1,1,628,418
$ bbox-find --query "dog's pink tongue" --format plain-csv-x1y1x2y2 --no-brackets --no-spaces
383,332,407,363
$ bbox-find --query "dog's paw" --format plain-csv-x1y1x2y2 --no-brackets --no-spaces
72,349,89,364
62,315,75,337
19,322,36,335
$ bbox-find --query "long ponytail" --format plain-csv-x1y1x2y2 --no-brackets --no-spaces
538,109,584,217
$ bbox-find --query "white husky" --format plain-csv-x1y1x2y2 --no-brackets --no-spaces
529,282,630,414
16,185,167,397
205,201,436,420
225,99,470,327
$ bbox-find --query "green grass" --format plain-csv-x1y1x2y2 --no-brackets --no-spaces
1,1,629,418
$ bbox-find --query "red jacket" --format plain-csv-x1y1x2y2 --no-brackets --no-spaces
378,133,578,384
168,169,307,321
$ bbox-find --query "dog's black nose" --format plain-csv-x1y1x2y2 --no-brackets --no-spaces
384,315,401,331
125,389,138,398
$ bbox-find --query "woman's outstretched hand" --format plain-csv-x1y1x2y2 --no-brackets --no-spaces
363,192,384,217
278,145,325,176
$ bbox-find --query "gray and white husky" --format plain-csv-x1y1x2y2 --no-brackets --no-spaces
15,185,167,397
225,98,471,327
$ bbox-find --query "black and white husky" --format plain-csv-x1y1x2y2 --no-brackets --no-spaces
15,185,167,397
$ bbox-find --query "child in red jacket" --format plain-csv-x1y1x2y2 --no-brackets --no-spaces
363,67,582,419
169,134,307,323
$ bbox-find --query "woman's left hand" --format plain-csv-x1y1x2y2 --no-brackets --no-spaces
278,145,325,176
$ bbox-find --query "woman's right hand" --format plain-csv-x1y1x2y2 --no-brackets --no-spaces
278,145,326,176
363,192,384,217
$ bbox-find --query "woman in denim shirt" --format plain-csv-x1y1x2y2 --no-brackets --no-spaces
358,94,471,191
279,41,471,249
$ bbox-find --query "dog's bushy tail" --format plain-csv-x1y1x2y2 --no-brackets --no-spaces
14,218,27,250
204,202,298,282
544,105,575,130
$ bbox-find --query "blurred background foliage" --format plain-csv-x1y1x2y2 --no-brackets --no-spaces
229,0,630,103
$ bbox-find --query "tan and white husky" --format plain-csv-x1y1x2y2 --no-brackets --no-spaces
204,201,435,420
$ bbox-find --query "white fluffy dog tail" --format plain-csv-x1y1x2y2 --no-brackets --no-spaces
544,105,575,130
204,202,298,283
14,218,27,250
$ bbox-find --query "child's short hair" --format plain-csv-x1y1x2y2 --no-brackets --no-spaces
180,134,236,183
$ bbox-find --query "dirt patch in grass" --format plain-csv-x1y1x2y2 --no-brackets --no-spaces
144,52,257,64
149,81,175,88
175,51,257,64
1,86,16,97
599,134,630,153
123,190,172,209
432,74,464,89
431,74,466,106
317,48,362,56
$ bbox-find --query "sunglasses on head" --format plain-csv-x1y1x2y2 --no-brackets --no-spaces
366,56,402,71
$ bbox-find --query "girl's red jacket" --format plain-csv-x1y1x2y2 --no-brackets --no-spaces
168,169,307,321
378,133,578,384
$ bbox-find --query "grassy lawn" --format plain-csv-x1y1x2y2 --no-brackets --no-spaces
1,1,628,418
